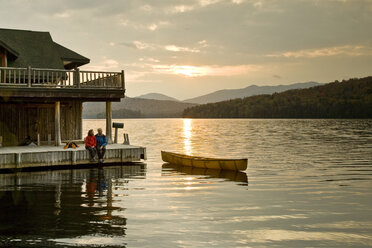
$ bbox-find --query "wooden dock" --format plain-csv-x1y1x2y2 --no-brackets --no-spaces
0,144,146,170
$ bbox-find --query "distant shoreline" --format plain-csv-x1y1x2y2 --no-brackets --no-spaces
83,117,372,120
182,77,372,119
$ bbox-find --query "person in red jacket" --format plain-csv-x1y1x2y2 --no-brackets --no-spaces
85,129,97,162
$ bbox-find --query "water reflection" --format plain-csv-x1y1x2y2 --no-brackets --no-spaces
0,164,146,247
183,119,192,155
85,168,119,221
0,119,371,247
162,163,248,185
233,229,372,245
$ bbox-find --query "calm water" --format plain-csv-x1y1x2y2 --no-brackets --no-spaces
1,119,372,247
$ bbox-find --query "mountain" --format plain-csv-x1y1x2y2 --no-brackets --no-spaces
135,93,179,102
183,77,372,118
83,97,197,118
183,82,321,104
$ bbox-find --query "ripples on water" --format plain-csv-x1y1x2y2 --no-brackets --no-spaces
0,119,371,247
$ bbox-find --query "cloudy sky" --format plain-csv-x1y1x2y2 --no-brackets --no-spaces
1,0,371,99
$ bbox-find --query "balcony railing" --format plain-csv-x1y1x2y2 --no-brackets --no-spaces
0,66,125,90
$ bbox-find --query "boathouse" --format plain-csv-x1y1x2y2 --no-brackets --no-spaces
0,28,145,169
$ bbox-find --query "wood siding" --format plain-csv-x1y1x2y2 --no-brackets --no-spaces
0,48,6,67
0,101,82,146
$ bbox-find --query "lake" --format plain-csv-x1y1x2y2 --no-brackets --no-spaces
0,119,372,247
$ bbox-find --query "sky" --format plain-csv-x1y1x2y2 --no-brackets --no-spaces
1,0,372,99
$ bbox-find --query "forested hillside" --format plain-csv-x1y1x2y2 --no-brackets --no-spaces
183,77,372,118
183,82,320,104
83,97,197,118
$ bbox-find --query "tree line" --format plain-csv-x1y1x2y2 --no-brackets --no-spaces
183,77,372,118
97,109,142,118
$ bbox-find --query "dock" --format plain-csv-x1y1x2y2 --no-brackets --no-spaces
0,144,146,171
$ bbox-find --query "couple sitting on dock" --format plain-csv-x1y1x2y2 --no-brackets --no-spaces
85,128,107,163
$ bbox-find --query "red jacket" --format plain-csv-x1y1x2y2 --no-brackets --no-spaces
85,135,96,147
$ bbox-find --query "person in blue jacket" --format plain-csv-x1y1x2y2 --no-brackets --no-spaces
95,128,107,163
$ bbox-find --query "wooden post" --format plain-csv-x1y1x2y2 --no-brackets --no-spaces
121,70,125,90
37,133,40,146
27,66,31,87
55,101,62,146
114,127,118,144
143,148,147,160
106,101,113,144
75,68,80,88
0,136,3,147
48,134,52,145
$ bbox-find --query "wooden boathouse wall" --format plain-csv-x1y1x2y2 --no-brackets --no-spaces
0,101,82,146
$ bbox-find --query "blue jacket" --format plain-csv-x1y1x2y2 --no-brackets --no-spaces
95,134,107,147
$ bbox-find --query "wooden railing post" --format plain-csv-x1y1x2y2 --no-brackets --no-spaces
121,70,125,90
74,68,80,88
27,66,32,87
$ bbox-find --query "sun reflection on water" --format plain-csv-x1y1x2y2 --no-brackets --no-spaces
183,119,192,155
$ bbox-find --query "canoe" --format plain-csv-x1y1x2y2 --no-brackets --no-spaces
161,151,247,171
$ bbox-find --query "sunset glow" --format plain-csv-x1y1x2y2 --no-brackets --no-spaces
152,64,261,78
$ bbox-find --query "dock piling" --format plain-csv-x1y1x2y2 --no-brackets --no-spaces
71,150,77,165
15,153,21,167
123,133,130,145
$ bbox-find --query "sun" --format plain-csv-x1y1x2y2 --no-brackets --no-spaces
172,65,204,77
175,67,197,77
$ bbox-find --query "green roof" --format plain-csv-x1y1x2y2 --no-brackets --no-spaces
54,42,90,69
0,28,90,69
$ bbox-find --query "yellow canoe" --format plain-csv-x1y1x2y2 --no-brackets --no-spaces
161,151,247,171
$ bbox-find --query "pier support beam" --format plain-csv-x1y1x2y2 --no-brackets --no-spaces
55,101,62,146
106,101,113,144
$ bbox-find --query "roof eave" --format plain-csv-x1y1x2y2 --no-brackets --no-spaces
0,40,19,58
63,60,90,70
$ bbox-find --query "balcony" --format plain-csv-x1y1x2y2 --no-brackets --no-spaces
0,66,125,102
